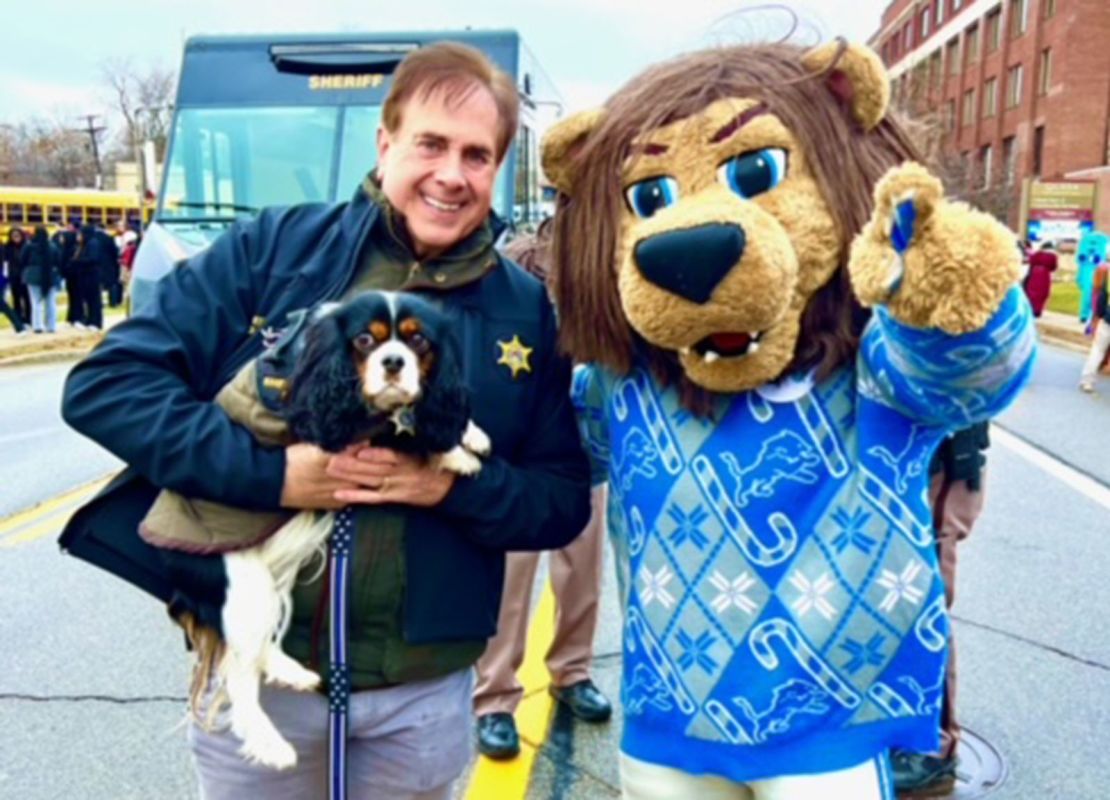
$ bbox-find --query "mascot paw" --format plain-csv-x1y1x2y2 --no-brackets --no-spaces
849,161,1021,334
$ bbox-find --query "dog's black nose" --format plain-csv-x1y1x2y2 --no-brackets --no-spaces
633,223,746,304
382,355,405,375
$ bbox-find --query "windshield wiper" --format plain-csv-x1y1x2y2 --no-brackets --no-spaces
159,215,238,224
164,200,260,214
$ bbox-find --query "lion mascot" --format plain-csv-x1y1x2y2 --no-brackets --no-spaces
542,41,1035,799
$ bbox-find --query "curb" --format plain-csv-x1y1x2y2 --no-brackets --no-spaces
0,349,91,369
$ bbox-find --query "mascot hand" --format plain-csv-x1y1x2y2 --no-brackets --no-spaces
848,161,1022,334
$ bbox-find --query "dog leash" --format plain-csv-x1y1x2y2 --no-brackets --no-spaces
326,506,355,800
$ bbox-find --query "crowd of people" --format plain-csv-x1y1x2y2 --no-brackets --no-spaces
0,222,138,335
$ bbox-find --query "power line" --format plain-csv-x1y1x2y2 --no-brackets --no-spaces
73,114,106,189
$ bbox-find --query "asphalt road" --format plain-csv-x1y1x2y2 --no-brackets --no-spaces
1,347,1108,800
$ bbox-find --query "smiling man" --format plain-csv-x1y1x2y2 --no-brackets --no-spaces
62,42,590,800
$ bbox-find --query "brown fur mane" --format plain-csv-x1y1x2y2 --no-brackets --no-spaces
550,42,925,414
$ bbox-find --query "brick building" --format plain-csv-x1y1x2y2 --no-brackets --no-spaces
868,0,1110,231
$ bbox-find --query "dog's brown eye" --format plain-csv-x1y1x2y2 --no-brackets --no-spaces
353,333,375,353
409,332,428,350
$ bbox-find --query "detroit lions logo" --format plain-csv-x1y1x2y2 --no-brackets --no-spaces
898,662,946,716
614,429,659,492
623,663,674,716
867,424,930,494
732,679,832,742
720,431,820,508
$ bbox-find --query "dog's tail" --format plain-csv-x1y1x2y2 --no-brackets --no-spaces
177,610,229,730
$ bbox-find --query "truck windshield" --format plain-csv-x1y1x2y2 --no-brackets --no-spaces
160,105,383,219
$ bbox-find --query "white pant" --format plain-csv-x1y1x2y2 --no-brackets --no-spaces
1080,319,1110,385
620,753,894,800
27,284,57,332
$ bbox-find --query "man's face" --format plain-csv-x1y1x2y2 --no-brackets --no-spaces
377,85,502,259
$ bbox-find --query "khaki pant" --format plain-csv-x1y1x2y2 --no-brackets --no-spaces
474,486,607,715
929,470,986,758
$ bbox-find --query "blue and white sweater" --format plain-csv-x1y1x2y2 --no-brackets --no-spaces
573,286,1035,782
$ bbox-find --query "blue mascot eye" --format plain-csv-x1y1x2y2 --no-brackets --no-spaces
717,148,787,199
624,176,679,219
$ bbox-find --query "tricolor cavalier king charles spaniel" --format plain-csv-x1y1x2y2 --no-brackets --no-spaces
164,291,488,769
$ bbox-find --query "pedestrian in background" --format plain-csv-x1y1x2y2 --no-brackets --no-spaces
0,252,27,334
891,422,990,796
71,226,104,331
1079,263,1110,393
21,226,61,333
474,219,612,760
4,226,31,326
54,222,80,327
96,226,123,308
1076,229,1107,324
1024,240,1056,318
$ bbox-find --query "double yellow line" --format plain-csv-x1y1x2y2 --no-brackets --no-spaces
0,476,109,548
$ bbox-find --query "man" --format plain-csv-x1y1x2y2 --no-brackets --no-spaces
891,423,990,796
474,224,612,759
62,42,591,800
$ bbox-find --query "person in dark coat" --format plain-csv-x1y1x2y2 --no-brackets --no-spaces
95,227,122,308
53,223,80,326
3,227,30,325
71,226,104,331
1024,240,1057,317
21,226,62,333
0,252,26,334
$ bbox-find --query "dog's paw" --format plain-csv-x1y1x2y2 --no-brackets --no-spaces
438,445,483,476
462,420,492,456
263,648,320,692
238,724,298,770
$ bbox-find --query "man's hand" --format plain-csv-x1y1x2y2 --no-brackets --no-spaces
327,446,457,507
280,442,364,510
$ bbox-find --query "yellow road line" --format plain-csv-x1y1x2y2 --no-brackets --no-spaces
0,476,110,547
465,581,558,800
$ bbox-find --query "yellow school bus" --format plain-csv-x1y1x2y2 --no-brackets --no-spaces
0,186,153,237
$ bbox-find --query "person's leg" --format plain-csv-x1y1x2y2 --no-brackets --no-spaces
619,754,754,800
186,682,330,800
346,669,474,800
14,282,30,326
65,277,79,324
750,754,894,800
27,284,44,332
86,278,103,329
546,485,607,688
473,550,543,716
0,297,23,332
45,287,57,332
1080,320,1110,390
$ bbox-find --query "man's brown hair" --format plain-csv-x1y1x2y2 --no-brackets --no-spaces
383,42,519,161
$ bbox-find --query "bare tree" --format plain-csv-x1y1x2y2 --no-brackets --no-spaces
100,58,176,192
0,117,97,187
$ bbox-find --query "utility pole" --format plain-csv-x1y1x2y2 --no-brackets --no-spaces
76,114,106,189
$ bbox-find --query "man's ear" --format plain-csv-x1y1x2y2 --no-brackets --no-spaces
802,41,890,132
541,108,605,196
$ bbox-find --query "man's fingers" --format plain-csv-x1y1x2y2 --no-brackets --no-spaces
354,447,402,465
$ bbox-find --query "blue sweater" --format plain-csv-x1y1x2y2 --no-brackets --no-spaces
574,287,1035,782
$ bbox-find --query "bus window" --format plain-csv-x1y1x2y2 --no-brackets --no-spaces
47,205,64,225
335,106,383,196
88,207,104,226
5,204,25,225
106,207,124,227
27,204,44,224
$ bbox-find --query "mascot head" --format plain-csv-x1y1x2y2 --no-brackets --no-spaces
544,41,922,402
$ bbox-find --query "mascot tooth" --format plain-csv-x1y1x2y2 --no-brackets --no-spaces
545,39,1035,793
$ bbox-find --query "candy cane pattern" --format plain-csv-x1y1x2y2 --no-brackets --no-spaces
628,606,698,715
628,504,648,558
613,372,684,475
859,466,932,547
747,391,775,424
794,396,849,478
913,594,948,653
704,699,757,745
749,618,861,709
866,682,917,718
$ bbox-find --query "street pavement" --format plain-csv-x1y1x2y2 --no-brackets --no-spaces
0,324,1108,799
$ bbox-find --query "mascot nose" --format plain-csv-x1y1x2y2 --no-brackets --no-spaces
633,223,746,304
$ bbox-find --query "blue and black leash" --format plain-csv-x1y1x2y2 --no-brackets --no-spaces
327,506,355,800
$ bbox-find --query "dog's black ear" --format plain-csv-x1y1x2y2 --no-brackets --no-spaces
285,312,366,452
414,330,471,453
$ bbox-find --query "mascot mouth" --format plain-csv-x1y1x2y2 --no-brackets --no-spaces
683,331,764,362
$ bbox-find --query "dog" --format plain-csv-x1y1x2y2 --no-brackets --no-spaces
161,290,490,769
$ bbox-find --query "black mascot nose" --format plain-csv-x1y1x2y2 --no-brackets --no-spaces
382,355,405,375
633,223,746,304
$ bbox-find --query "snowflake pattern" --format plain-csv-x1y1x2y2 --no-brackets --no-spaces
877,560,926,613
666,503,712,551
789,570,837,621
839,633,888,675
675,628,719,675
830,506,878,555
639,564,676,609
709,570,758,615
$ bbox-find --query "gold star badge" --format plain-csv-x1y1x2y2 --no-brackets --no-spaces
496,335,534,379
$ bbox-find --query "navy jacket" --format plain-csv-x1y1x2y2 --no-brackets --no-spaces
62,187,592,643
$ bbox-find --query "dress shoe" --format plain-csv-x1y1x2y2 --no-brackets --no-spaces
550,679,612,723
476,712,520,760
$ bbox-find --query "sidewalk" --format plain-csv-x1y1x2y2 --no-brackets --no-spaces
1034,308,1091,353
0,316,123,368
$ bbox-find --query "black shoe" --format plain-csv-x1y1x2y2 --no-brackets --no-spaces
476,712,520,760
549,679,612,723
890,749,958,797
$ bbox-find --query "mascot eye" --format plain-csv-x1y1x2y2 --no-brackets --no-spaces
717,148,787,199
353,333,375,353
624,176,679,219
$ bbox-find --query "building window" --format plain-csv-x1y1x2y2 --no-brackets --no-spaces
954,0,963,9
948,38,961,74
986,9,1002,52
963,88,976,125
980,144,993,188
931,51,943,87
905,23,914,50
965,24,980,64
1007,63,1024,108
1009,0,1028,38
1038,48,1052,95
1043,0,1056,18
983,77,998,116
936,0,946,25
922,7,932,36
946,99,957,131
1002,135,1017,184
1033,125,1045,175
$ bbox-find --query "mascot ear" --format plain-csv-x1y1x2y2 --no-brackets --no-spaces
802,41,890,132
541,108,605,196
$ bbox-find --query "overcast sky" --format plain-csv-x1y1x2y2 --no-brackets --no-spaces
3,0,889,130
